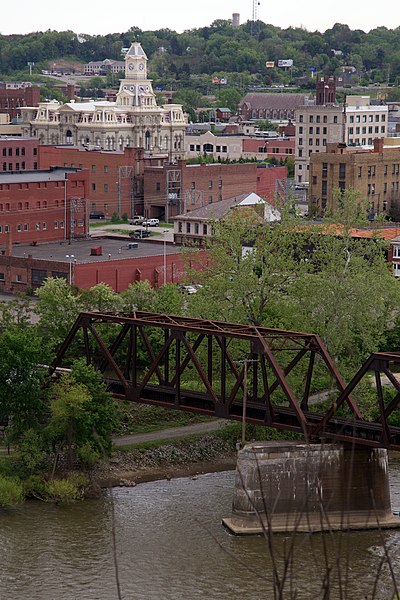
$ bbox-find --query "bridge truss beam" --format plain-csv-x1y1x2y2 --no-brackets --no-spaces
51,311,400,450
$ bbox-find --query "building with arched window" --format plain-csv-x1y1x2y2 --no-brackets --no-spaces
19,42,186,162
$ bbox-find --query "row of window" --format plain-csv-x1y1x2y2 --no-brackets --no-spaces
177,221,208,235
1,147,35,157
298,114,333,124
0,219,84,233
258,147,293,154
348,126,384,135
349,114,385,123
189,144,228,153
0,200,63,210
2,162,36,172
298,127,328,135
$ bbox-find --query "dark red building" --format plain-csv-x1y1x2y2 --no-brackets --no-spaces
0,167,89,245
0,137,40,172
38,145,144,219
0,83,40,121
144,161,261,220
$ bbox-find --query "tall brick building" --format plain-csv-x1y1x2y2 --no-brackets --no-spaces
309,139,400,216
0,167,89,245
39,145,144,218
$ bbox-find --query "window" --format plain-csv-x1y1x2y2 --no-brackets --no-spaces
339,163,346,179
222,146,227,153
208,180,213,189
349,127,354,135
323,116,327,123
103,165,108,173
203,224,207,235
316,116,320,123
0,273,4,280
156,182,161,192
381,126,385,133
309,116,313,123
91,165,96,172
36,223,40,231
8,148,12,157
298,126,303,134
17,224,22,232
316,127,320,134
189,144,195,151
333,116,338,124
382,114,386,122
186,222,190,234
299,115,303,123
350,116,354,123
43,222,47,230
104,184,108,192
21,147,25,156
298,138,303,146
16,274,22,283
393,246,400,258
384,183,387,193
309,127,313,134
92,183,96,191
24,223,28,231
54,221,59,229
358,166,362,177
191,182,196,189
298,149,303,157
2,148,5,157
5,225,9,233
178,221,182,233
218,179,222,189
194,223,199,234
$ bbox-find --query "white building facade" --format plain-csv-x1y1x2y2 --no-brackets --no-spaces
20,43,186,162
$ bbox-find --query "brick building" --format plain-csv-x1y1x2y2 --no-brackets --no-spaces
295,96,388,184
0,83,40,121
39,145,144,218
242,136,295,161
0,237,187,293
238,93,312,121
143,160,287,220
0,137,40,172
309,139,400,216
0,167,89,245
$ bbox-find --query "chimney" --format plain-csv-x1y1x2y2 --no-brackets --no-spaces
67,84,75,102
374,138,384,153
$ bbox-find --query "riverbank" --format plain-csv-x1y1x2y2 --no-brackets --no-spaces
93,433,238,489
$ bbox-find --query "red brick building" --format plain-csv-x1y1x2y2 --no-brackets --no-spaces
0,137,40,172
0,237,187,293
0,167,89,245
242,136,295,161
0,83,40,121
238,93,310,121
143,160,287,220
256,164,288,202
39,146,144,218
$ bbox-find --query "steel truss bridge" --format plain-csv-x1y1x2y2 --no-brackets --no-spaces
51,311,400,450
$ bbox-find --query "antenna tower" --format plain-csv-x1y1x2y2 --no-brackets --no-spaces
251,0,260,35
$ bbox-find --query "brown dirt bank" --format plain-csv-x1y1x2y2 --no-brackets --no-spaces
95,456,237,488
92,434,238,489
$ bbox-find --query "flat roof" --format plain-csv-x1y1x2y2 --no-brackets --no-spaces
0,168,79,183
7,236,180,264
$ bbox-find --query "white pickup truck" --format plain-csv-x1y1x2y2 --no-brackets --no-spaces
128,215,144,225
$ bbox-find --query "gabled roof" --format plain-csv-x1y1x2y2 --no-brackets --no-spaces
240,93,308,111
175,192,280,222
125,42,147,59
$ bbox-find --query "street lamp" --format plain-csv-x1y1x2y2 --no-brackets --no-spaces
163,229,169,285
66,254,74,285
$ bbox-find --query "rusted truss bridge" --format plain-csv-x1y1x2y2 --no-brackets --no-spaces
51,311,400,450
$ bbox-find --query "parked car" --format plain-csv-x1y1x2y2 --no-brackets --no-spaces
89,211,105,220
142,218,159,227
130,230,151,239
179,284,202,294
128,215,144,225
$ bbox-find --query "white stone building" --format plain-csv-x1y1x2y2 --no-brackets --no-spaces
20,42,186,161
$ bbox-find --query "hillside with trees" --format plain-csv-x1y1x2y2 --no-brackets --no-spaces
2,21,400,91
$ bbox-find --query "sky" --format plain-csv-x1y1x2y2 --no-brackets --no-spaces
1,0,399,36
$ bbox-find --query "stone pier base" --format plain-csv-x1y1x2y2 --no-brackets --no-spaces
222,441,400,535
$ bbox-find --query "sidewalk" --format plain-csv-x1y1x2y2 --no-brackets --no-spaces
112,420,228,447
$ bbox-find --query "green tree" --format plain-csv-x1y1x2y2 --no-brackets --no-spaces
46,361,116,468
35,277,83,349
0,326,50,439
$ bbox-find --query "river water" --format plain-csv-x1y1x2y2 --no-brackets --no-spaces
2,462,400,599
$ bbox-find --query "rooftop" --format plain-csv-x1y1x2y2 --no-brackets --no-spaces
6,237,180,265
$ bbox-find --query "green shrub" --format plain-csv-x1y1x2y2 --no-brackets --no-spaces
45,478,82,504
78,442,101,468
0,475,24,508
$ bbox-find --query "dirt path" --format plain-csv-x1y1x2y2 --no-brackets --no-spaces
112,420,229,447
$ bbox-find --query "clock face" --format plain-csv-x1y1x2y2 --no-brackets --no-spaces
138,63,144,71
128,63,134,71
138,85,145,93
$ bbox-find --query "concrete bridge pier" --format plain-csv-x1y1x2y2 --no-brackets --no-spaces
222,441,400,535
